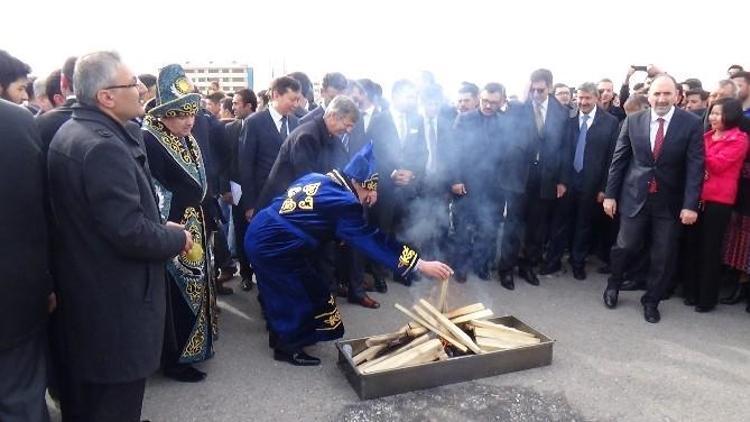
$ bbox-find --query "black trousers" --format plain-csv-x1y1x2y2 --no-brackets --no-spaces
498,190,524,273
232,206,254,280
546,188,599,269
683,202,733,308
75,378,146,422
451,193,501,275
0,329,49,422
608,193,682,306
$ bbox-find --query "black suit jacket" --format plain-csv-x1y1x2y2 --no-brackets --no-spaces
565,108,620,196
257,115,348,207
225,118,243,185
451,110,503,194
237,108,298,212
47,104,185,382
518,96,570,198
35,97,76,152
0,100,52,351
605,107,704,218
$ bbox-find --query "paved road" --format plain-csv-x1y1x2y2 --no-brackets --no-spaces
52,266,750,421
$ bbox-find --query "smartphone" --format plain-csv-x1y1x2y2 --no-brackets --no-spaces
632,65,648,72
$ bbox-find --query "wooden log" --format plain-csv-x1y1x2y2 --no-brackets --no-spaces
394,304,468,352
358,334,430,371
476,336,535,351
444,303,485,319
471,319,536,338
361,338,443,374
417,299,483,354
411,305,464,346
437,278,449,313
364,326,409,347
450,309,494,325
352,344,387,365
473,327,540,346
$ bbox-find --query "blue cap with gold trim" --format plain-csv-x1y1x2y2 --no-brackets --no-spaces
343,141,378,191
149,64,201,118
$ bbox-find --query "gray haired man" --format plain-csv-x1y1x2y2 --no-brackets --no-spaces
47,51,192,422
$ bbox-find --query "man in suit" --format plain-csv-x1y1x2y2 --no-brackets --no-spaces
223,89,258,290
0,50,31,105
541,82,620,280
603,75,704,323
36,57,77,151
258,96,356,208
450,83,506,282
684,89,709,118
598,78,627,122
498,69,569,290
47,51,191,421
374,79,428,284
300,72,348,124
236,77,300,291
0,99,53,422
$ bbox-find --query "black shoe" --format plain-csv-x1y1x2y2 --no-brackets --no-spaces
694,305,715,313
336,284,349,298
455,272,468,283
643,305,661,323
620,279,645,291
518,266,540,286
163,365,207,383
597,265,611,275
374,276,388,293
240,277,254,291
499,272,515,290
720,283,748,305
538,263,561,276
683,297,697,306
273,349,321,366
394,273,412,286
603,288,618,309
476,269,491,281
572,267,587,280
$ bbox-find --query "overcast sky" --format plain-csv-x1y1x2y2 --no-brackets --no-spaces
3,0,745,98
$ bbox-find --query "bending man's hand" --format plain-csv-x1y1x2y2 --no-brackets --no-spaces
417,260,454,280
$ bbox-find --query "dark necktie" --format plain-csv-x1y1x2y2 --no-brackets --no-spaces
280,116,288,139
648,117,666,193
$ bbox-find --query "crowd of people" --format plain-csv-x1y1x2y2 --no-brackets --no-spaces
2,46,750,422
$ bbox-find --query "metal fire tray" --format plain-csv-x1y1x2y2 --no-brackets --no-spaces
336,315,554,400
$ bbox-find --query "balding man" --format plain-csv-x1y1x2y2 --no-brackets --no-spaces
603,75,704,323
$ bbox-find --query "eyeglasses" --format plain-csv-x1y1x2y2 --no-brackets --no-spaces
530,88,547,94
103,77,139,90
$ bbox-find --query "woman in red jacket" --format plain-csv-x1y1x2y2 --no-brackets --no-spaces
684,98,749,312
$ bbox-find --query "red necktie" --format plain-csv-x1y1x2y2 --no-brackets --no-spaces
648,118,665,193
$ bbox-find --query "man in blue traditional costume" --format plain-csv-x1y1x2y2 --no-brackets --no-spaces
142,65,216,382
245,143,454,366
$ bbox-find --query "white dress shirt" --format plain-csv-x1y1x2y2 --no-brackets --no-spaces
268,105,285,133
579,105,597,129
649,106,675,151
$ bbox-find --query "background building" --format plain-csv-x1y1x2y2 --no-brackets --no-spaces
183,61,254,94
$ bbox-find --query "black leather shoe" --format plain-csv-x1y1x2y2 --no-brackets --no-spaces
683,297,697,306
273,349,321,366
538,263,561,276
572,267,587,280
499,272,515,290
603,289,618,309
455,272,468,283
164,365,207,383
518,266,540,286
374,276,388,293
694,305,715,313
240,277,254,291
393,273,412,286
643,305,661,323
720,283,748,305
620,279,645,291
476,269,491,281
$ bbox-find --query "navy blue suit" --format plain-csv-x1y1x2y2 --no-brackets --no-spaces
546,108,620,270
237,108,299,214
